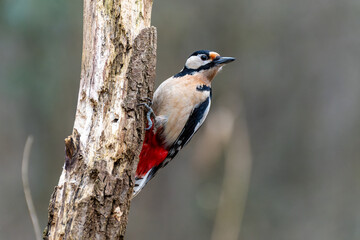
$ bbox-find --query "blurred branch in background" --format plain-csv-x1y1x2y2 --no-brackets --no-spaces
210,106,252,240
193,103,252,240
22,136,41,240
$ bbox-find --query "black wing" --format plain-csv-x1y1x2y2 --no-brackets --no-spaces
145,86,212,184
165,95,211,165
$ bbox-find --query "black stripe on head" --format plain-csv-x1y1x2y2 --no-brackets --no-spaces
174,62,217,78
190,50,210,57
174,50,216,78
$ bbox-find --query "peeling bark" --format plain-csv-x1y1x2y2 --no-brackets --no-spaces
44,0,156,239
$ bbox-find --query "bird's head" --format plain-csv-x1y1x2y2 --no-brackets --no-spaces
175,50,235,80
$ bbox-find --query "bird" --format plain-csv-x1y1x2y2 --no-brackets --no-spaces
133,50,235,197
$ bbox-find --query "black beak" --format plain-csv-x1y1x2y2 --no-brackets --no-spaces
213,56,235,65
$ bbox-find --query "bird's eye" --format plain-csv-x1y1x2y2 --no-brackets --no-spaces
200,55,208,61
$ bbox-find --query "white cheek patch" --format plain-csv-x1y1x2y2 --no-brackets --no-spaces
185,56,202,69
185,56,211,69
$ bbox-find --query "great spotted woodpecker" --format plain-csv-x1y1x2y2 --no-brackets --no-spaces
134,50,235,197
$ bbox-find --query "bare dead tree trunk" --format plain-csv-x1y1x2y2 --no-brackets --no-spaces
44,1,156,239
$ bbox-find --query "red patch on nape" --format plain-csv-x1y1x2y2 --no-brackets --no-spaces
136,126,169,177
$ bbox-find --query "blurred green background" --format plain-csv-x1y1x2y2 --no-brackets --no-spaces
1,0,360,239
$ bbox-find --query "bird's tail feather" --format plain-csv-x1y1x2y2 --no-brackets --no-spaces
132,167,159,198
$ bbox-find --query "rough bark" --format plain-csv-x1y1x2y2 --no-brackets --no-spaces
44,0,156,239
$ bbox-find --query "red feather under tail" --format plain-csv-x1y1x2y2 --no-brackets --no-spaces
133,126,168,196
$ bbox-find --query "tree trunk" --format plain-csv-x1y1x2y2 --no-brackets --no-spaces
44,0,156,239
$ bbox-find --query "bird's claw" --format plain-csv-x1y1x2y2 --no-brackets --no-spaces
138,102,155,130
138,97,153,105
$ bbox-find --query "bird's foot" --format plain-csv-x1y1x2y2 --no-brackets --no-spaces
138,97,153,105
138,102,155,130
